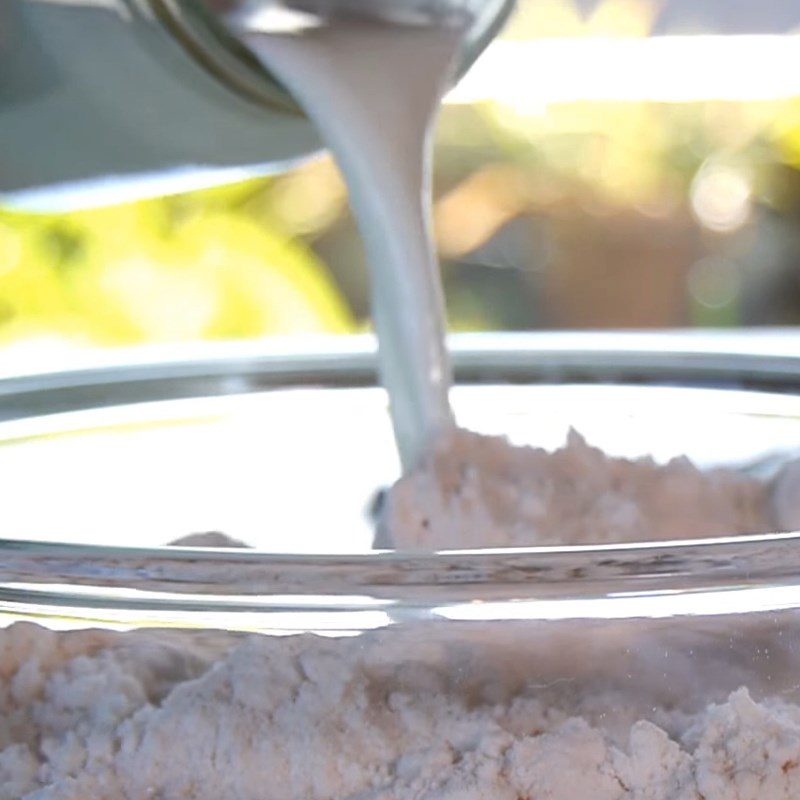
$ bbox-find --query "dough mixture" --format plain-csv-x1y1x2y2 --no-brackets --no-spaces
380,428,798,550
2,618,800,800
3,428,800,799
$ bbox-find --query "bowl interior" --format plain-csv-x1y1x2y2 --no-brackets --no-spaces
2,380,800,552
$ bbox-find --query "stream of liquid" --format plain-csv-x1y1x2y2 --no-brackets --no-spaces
244,19,463,470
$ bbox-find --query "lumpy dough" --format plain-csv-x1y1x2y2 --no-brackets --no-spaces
7,430,800,799
3,620,800,799
379,428,792,550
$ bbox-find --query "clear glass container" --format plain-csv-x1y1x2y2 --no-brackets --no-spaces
3,332,800,799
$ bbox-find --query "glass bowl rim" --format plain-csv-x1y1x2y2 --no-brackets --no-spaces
2,330,800,612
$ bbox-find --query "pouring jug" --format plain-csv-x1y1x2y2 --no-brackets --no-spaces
0,0,514,211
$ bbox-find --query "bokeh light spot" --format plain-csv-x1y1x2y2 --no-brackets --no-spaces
691,166,751,232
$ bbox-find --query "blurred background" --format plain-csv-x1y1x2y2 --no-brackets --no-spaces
4,0,800,355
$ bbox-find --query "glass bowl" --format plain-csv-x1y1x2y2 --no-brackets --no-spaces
3,331,800,799
3,330,800,552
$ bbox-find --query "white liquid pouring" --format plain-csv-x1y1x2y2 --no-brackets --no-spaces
244,20,462,469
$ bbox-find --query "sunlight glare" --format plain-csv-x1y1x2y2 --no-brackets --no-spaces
448,35,800,108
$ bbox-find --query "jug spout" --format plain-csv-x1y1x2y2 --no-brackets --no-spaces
0,0,514,212
213,0,515,71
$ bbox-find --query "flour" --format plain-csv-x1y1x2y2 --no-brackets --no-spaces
379,427,792,550
167,532,248,548
1,432,795,798
3,619,800,800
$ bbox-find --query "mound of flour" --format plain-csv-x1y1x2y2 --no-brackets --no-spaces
379,428,797,550
3,620,800,800
4,432,800,799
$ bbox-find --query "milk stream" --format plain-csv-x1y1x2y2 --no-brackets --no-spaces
244,21,461,470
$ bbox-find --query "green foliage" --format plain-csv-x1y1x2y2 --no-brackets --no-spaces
0,184,354,347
